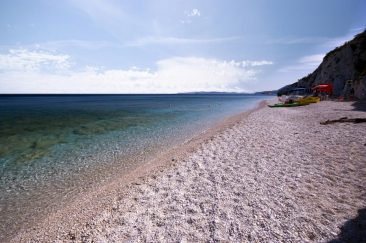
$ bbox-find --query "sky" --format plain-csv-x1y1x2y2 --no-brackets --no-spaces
0,0,365,94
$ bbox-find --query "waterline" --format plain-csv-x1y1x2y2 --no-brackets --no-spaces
0,94,269,240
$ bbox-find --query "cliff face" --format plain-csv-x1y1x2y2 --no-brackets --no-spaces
278,30,366,99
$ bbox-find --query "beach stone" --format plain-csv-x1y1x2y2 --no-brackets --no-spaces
13,101,366,242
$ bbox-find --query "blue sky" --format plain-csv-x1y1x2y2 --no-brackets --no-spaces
0,0,365,93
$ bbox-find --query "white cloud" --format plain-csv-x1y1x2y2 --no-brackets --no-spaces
1,36,242,50
187,9,201,17
298,54,324,65
267,36,329,45
40,40,121,50
279,53,324,73
127,36,241,47
276,28,364,77
322,32,360,49
181,8,201,24
0,49,70,72
316,28,365,56
241,60,273,67
0,49,273,93
268,28,365,46
0,40,125,52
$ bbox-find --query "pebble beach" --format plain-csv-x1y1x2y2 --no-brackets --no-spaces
13,100,366,242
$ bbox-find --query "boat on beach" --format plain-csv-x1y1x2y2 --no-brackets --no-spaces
271,87,321,108
268,102,305,108
297,96,321,105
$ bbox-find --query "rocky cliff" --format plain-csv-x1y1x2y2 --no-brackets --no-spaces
278,30,366,99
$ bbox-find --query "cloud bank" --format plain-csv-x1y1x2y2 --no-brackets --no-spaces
0,49,272,94
186,9,201,17
181,8,201,24
0,49,70,71
279,54,324,73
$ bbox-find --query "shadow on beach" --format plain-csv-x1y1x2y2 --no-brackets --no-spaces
329,208,366,243
352,100,366,112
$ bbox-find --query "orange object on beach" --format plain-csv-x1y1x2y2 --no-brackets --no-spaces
312,84,333,94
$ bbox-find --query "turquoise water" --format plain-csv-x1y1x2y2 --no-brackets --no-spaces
0,94,268,239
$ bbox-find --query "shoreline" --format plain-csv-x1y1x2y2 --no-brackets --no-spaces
13,100,366,242
10,99,270,242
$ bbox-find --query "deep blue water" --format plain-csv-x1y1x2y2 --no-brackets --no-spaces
0,94,268,239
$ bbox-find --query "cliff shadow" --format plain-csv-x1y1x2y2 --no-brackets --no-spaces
352,100,366,112
328,207,366,243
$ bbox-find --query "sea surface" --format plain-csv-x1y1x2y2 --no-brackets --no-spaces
0,94,268,240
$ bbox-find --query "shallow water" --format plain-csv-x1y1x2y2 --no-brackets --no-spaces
0,94,268,240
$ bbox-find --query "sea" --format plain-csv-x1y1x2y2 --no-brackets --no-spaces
0,94,268,240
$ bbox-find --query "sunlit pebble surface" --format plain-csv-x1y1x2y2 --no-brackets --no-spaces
0,127,181,240
2,96,265,242
18,101,366,242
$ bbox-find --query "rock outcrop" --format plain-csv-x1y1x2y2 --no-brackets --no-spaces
278,30,366,99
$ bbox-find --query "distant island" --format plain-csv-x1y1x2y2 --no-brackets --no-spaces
180,91,278,95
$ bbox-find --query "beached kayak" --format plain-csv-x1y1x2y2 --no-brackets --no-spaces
297,96,320,105
268,103,306,108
